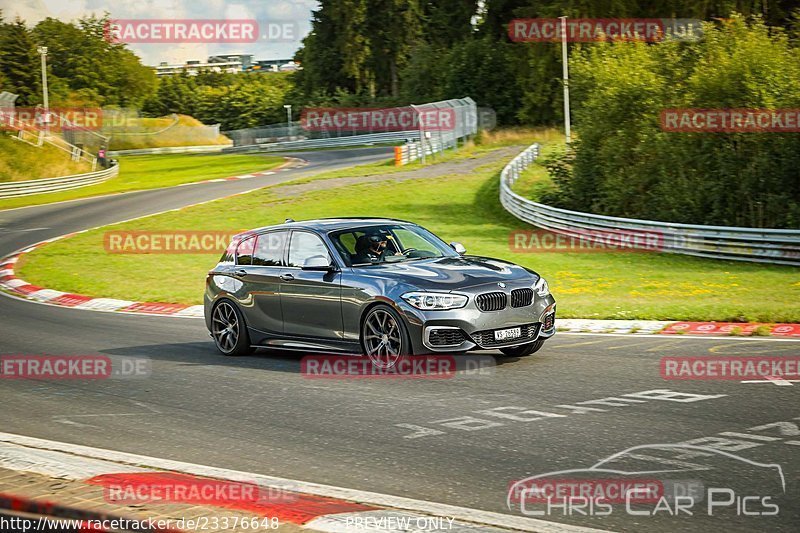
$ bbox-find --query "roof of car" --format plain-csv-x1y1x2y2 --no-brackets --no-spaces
246,217,416,235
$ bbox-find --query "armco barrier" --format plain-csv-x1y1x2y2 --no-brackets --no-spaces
395,135,453,165
396,98,478,165
223,130,419,153
107,144,229,156
500,143,800,266
0,164,119,199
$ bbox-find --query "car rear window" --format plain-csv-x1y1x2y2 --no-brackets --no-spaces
236,235,256,265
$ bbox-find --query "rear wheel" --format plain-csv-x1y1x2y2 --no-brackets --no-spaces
499,339,545,357
211,300,254,356
361,305,411,368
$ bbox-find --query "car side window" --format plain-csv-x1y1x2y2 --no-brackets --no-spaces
236,235,256,265
253,231,287,266
287,232,331,268
338,232,358,255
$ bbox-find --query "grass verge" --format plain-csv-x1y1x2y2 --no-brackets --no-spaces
0,135,92,183
107,115,231,151
0,152,284,211
15,131,800,321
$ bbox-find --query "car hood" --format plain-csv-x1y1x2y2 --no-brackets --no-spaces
351,256,538,291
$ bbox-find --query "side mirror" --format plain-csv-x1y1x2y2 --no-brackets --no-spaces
302,255,335,271
450,242,466,255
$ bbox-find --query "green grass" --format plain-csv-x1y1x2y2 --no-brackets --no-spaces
106,114,231,151
0,152,284,211
279,137,526,187
0,135,92,183
16,132,800,321
510,138,563,201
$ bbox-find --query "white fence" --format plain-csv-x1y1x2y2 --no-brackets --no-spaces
1,112,98,170
396,98,478,165
0,165,119,199
108,144,228,156
395,134,454,165
224,98,479,160
500,143,800,266
224,131,419,153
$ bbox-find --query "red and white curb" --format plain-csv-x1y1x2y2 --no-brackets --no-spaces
0,432,607,533
0,159,312,318
0,242,205,318
557,319,800,337
4,247,800,334
177,157,308,187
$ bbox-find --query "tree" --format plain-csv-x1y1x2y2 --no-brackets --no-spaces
32,15,156,108
142,74,198,116
441,37,523,123
0,13,7,90
549,15,800,228
367,0,424,97
423,0,479,47
0,19,40,105
295,0,427,99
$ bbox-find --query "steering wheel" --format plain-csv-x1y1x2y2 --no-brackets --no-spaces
401,248,417,256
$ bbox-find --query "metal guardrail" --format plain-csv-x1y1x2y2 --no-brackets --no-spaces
0,165,119,199
397,98,478,165
223,131,419,153
395,135,453,165
107,144,229,156
500,143,800,266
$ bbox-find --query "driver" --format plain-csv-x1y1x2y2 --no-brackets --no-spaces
354,232,398,264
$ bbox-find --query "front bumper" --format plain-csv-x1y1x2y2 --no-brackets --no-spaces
399,286,556,353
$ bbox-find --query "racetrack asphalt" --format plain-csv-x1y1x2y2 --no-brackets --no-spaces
0,146,798,533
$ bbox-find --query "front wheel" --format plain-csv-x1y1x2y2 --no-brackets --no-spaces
211,300,254,356
361,305,411,368
499,339,545,357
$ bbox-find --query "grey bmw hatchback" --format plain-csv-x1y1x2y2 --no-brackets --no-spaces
204,218,556,362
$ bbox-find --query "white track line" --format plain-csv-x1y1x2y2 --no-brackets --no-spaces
0,432,610,533
0,158,306,213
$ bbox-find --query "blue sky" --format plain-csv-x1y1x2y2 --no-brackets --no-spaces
2,0,317,64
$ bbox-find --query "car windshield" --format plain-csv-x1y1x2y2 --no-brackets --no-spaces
329,224,459,266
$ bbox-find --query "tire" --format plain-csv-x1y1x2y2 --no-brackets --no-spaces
499,339,545,358
210,300,255,356
361,304,412,368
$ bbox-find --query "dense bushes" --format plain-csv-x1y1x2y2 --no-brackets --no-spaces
546,16,800,229
0,15,156,107
141,72,294,131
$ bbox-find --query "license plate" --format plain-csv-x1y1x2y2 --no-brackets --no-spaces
494,327,522,341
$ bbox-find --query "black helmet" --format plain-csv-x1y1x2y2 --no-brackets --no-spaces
367,233,385,245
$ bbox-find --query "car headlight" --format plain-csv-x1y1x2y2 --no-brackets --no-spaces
402,292,468,310
533,277,550,297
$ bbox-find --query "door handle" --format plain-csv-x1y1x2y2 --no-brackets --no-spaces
280,273,295,282
233,269,248,277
